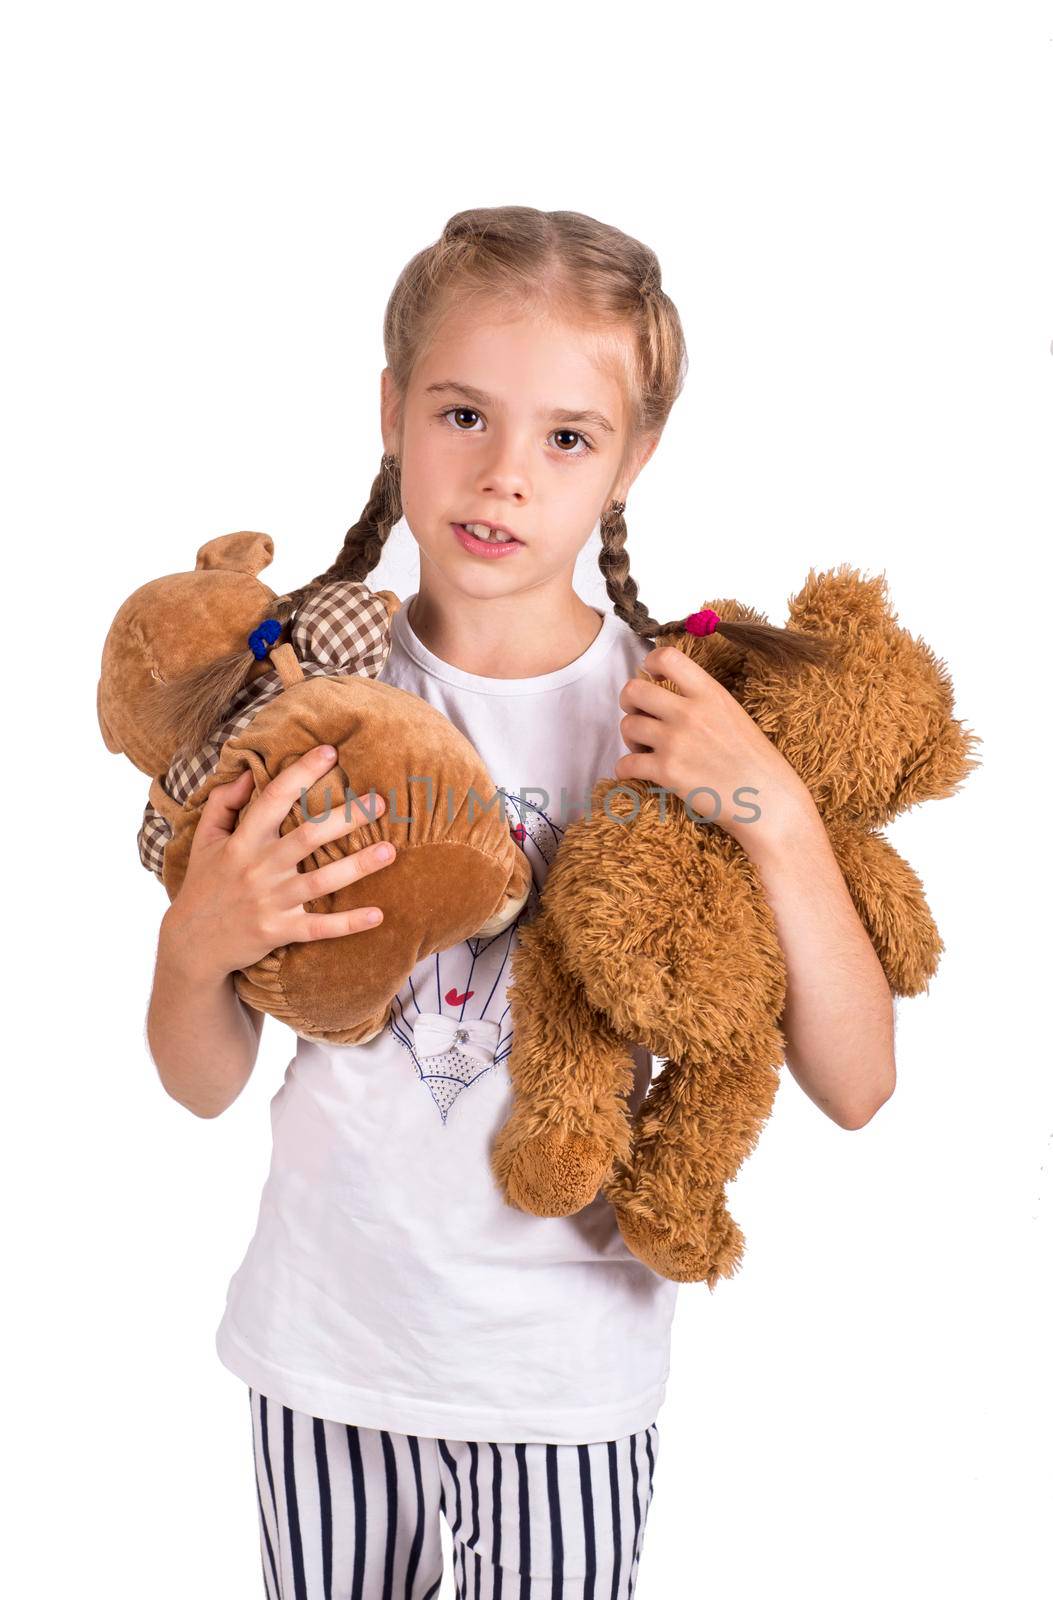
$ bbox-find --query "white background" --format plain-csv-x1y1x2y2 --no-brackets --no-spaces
4,3,1050,1595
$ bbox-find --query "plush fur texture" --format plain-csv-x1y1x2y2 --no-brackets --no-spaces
98,532,531,1045
492,566,982,1288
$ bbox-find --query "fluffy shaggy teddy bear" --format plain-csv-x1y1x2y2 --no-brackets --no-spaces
97,530,531,1045
490,566,981,1287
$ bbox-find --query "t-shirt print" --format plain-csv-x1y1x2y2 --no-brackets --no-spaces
387,784,565,1123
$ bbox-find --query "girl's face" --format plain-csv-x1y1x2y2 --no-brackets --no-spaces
381,305,655,603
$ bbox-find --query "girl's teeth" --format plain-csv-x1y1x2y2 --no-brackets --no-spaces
465,522,512,542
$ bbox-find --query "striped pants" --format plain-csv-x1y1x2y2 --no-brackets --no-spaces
249,1386,660,1599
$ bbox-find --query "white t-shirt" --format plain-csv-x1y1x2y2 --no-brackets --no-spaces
214,594,680,1444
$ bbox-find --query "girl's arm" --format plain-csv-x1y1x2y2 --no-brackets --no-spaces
144,746,397,1120
147,910,265,1119
617,647,896,1131
726,788,896,1129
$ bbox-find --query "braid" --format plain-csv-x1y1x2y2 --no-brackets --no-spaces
154,452,405,763
271,450,404,622
597,501,668,635
597,500,836,670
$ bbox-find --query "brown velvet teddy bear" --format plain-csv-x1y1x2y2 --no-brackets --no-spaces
490,565,981,1288
97,530,531,1045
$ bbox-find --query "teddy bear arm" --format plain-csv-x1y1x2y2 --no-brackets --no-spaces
825,825,944,997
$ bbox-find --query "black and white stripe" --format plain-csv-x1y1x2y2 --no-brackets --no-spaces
249,1388,659,1599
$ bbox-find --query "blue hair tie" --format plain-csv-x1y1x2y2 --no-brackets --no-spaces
248,617,283,660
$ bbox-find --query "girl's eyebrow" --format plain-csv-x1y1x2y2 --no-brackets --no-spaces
423,379,615,434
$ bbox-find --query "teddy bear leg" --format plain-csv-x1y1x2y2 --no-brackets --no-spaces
604,1045,781,1286
491,916,638,1218
615,1183,745,1289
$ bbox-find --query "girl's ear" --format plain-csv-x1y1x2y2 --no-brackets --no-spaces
614,431,662,502
380,366,402,456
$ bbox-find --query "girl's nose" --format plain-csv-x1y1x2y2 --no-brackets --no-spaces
474,437,530,501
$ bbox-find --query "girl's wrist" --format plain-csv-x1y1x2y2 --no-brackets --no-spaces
722,774,821,863
159,905,232,989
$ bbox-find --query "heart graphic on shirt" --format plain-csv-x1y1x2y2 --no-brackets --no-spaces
445,987,474,1007
411,1013,501,1124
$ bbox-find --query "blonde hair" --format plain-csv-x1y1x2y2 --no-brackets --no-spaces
161,206,833,756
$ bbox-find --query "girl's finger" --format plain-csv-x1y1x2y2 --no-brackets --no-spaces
280,839,396,910
621,712,662,752
637,648,711,698
621,673,683,721
279,792,388,870
192,768,255,849
236,745,373,850
290,904,386,943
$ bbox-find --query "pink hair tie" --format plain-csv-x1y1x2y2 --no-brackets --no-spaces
683,608,722,637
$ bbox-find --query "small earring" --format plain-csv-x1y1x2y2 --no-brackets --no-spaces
382,451,400,471
607,499,625,518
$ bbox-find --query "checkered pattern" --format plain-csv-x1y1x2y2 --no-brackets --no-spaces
291,578,391,675
138,582,394,881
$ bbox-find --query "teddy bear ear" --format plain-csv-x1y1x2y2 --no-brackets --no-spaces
785,564,894,634
195,531,274,576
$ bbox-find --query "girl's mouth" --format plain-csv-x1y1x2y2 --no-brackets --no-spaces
452,522,524,559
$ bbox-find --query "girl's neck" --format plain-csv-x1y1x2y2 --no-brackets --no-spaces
405,580,605,679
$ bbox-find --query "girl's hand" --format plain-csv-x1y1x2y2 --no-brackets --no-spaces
162,744,396,980
614,647,812,851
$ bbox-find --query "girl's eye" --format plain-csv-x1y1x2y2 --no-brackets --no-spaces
443,406,484,432
438,407,595,456
550,427,593,456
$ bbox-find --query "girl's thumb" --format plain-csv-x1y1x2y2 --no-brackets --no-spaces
192,768,255,848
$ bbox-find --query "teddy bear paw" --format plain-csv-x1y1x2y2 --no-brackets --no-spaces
495,1126,614,1217
613,1196,746,1287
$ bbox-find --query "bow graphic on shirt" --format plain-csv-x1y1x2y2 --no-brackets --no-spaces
411,1013,501,1068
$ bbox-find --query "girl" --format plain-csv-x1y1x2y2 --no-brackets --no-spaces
147,205,896,1598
